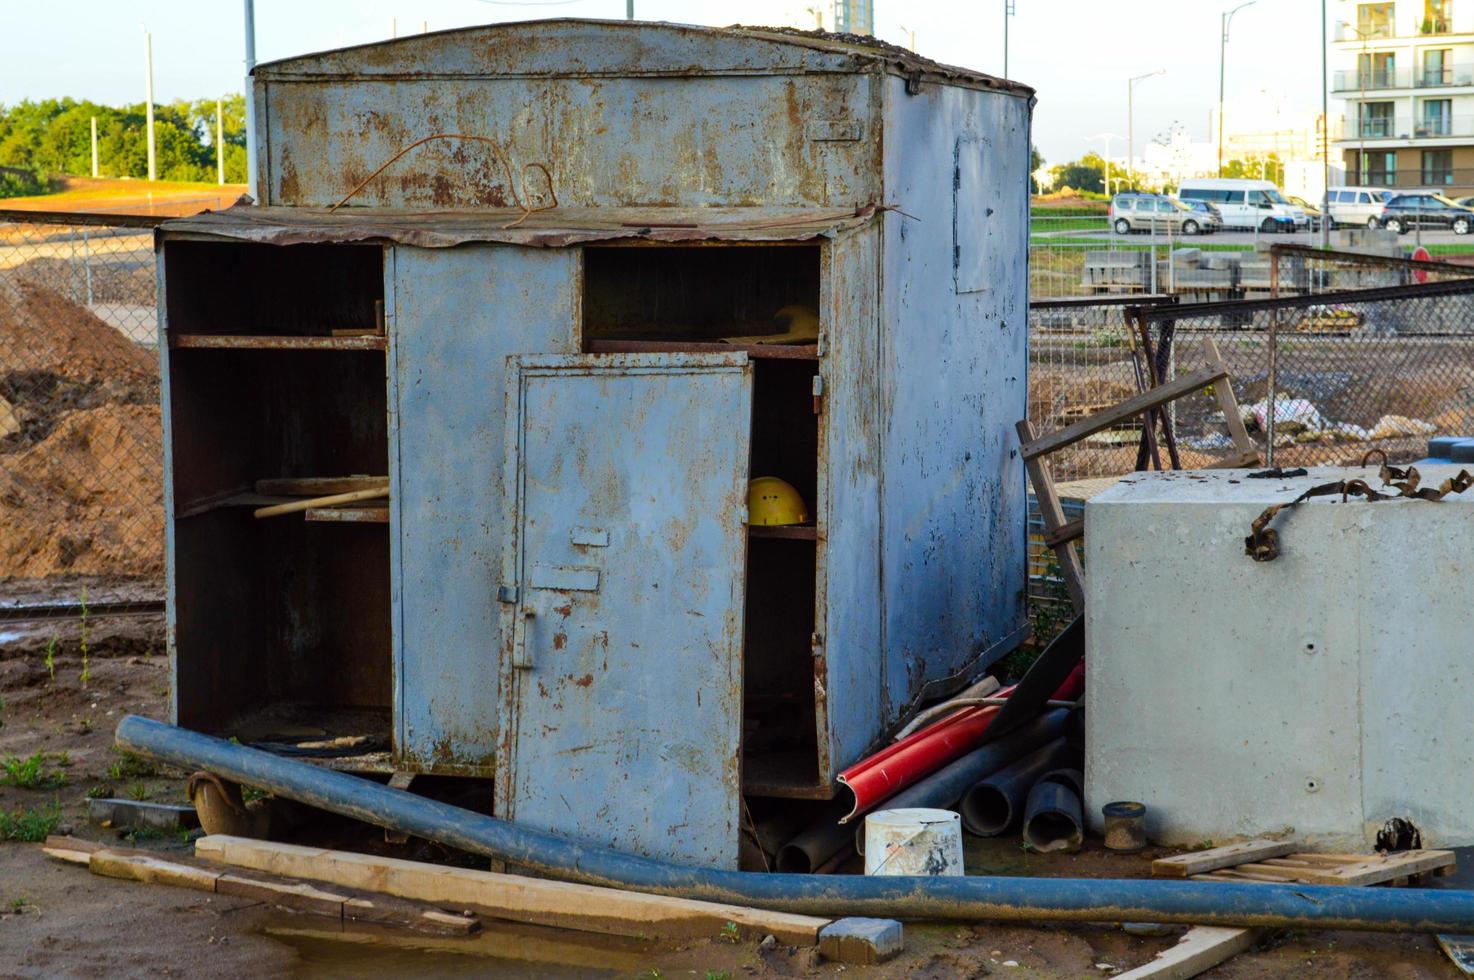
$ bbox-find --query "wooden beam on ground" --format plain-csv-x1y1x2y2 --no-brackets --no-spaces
1152,840,1298,878
1020,365,1228,461
196,835,830,944
41,836,476,936
1116,926,1259,980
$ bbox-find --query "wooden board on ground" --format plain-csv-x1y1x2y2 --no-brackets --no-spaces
196,834,830,944
1152,840,1298,878
1116,926,1258,980
1188,849,1455,887
41,836,477,937
1136,841,1455,979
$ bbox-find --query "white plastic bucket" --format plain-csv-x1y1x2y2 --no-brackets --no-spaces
863,808,964,876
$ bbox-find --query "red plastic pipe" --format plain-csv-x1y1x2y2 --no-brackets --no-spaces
837,669,1084,824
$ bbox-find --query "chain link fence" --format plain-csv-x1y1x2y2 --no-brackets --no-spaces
0,210,165,616
1140,277,1474,472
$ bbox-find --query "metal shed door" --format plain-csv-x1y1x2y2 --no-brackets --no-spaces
497,352,752,868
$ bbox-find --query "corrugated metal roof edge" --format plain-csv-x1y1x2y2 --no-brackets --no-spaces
252,19,1033,98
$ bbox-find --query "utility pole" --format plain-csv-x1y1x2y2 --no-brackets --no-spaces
1218,1,1257,177
1003,1,1015,77
144,28,156,183
244,0,258,201
216,99,225,185
90,116,99,178
627,0,634,19
1128,70,1164,191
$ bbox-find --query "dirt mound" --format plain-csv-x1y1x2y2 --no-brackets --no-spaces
0,403,162,577
0,277,158,387
0,276,162,578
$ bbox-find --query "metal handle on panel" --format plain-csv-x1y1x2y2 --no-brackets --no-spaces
512,605,536,670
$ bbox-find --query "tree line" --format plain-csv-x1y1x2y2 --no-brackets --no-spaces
0,95,247,196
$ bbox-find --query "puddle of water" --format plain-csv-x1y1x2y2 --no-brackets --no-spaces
265,914,654,978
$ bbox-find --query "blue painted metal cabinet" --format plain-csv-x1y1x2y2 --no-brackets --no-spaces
162,20,1033,869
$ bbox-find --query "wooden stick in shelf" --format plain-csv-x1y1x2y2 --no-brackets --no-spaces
255,487,388,519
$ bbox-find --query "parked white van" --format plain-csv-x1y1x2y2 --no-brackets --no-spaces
1322,186,1391,228
1176,178,1309,232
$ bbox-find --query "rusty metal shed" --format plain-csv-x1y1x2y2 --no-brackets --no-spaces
159,20,1033,868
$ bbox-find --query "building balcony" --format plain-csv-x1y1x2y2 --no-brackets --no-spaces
1340,114,1474,140
1343,166,1474,190
1333,66,1474,91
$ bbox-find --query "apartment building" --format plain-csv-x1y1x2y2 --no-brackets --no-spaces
1334,0,1474,192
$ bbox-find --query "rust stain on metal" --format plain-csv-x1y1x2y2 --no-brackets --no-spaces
572,673,593,687
552,632,567,650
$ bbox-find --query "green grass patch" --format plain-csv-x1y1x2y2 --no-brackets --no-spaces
0,802,62,842
0,752,69,790
107,747,159,781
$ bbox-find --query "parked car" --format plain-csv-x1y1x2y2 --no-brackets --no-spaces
1325,186,1390,228
1379,192,1474,234
1178,198,1224,232
1287,195,1323,231
1177,178,1309,232
1109,193,1217,236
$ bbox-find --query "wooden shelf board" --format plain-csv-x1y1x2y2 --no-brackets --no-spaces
586,339,818,360
748,524,818,540
175,490,292,520
169,334,386,352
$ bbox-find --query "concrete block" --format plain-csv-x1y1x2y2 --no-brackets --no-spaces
1085,467,1474,849
1171,248,1202,265
818,917,904,964
88,798,199,833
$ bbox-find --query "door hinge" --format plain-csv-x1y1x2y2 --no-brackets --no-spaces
812,374,825,415
498,585,519,604
817,329,829,357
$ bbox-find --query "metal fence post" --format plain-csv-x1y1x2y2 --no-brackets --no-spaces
1266,254,1279,467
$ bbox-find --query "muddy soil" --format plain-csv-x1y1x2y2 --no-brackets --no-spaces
0,625,1462,977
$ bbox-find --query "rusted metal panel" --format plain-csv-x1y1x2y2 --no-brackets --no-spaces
875,76,1031,725
388,245,579,775
496,352,752,868
819,225,884,775
253,21,1028,95
260,72,877,209
158,205,879,249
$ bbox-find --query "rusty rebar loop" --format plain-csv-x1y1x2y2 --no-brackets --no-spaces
1360,448,1389,469
327,132,558,228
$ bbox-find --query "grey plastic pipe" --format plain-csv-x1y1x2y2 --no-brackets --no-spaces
116,716,1474,933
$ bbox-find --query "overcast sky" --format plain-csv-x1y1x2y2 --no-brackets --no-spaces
0,0,1329,166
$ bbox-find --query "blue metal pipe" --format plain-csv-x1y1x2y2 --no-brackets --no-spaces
116,716,1474,932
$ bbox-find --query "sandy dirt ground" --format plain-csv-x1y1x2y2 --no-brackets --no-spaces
0,617,1464,978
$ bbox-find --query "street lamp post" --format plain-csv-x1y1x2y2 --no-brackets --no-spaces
1218,1,1257,177
1087,132,1122,196
1128,70,1165,190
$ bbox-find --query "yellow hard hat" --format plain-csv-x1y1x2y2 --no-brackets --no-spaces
748,477,808,526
